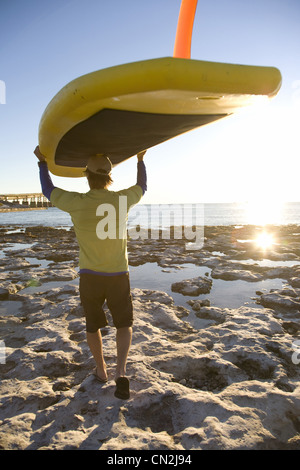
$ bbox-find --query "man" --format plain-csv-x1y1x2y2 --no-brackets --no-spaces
34,145,147,400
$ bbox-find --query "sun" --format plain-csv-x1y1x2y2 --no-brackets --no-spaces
255,232,274,250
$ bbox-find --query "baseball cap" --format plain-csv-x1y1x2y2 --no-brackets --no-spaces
86,155,112,175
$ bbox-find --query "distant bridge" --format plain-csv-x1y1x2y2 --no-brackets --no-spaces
0,193,52,207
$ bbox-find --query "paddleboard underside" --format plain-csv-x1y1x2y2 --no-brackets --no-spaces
55,108,226,168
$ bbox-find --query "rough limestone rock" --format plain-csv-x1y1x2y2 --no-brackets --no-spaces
171,276,212,296
0,287,9,300
1,225,300,450
1,287,300,450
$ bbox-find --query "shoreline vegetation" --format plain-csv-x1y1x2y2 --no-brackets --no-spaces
0,224,300,450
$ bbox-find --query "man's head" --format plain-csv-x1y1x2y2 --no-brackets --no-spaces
85,155,113,189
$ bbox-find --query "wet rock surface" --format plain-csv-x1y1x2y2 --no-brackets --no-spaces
171,276,212,296
0,224,300,450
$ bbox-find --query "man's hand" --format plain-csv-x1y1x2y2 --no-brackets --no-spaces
137,150,147,161
34,145,46,162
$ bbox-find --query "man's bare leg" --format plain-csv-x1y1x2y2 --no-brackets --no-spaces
115,326,132,380
87,330,108,381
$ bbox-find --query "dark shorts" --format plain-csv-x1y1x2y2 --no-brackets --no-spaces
79,272,133,332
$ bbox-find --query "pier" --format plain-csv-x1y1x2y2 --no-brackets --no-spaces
0,193,52,209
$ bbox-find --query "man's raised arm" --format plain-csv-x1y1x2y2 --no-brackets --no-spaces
34,145,56,200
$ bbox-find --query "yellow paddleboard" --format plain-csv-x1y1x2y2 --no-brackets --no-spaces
38,57,281,177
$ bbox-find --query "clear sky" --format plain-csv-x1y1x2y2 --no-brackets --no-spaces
1,0,300,203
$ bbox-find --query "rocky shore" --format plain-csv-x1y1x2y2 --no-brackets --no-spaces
0,224,300,450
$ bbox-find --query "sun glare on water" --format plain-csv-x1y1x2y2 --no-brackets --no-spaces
255,232,274,250
245,199,281,251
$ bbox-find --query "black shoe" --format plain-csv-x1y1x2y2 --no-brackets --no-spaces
114,377,130,400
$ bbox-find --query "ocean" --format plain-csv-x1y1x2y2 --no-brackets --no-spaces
1,202,300,228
